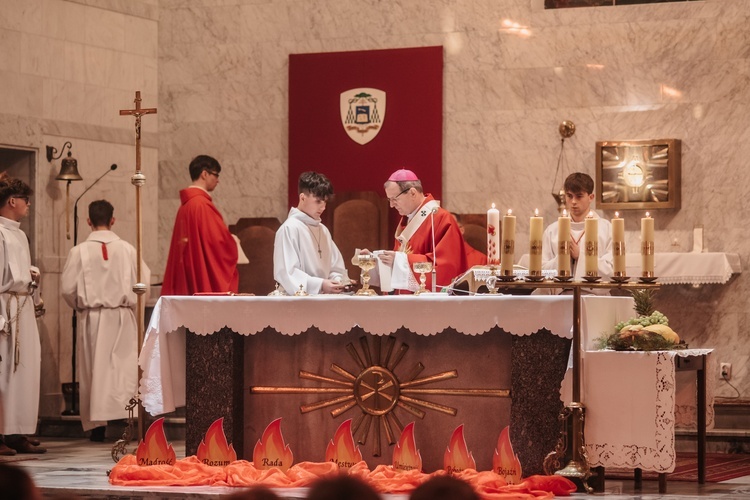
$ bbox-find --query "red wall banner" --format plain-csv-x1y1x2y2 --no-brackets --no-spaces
288,46,443,208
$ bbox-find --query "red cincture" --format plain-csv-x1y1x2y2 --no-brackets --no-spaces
101,243,108,261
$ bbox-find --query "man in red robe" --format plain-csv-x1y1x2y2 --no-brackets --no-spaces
371,169,468,293
162,155,238,295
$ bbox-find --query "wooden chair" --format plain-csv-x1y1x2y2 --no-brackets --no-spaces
231,217,281,295
456,213,490,255
322,191,389,280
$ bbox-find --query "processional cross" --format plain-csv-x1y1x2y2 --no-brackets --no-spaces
112,91,156,461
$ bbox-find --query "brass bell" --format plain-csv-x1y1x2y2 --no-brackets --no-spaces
55,151,82,181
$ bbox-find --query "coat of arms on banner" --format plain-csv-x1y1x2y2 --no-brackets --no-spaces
340,88,386,145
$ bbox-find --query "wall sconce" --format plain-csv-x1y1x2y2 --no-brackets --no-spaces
550,120,576,214
46,141,83,239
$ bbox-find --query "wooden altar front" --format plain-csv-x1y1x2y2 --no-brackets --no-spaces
139,295,634,474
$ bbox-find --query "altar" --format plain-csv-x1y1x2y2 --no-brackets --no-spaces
139,294,635,474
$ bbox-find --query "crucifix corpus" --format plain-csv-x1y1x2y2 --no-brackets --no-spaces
111,91,157,461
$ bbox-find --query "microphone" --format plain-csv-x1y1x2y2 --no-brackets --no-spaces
430,207,437,292
73,164,118,245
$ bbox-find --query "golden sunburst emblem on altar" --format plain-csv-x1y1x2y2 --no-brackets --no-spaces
250,335,509,457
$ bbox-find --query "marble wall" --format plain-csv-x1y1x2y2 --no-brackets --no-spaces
157,0,749,400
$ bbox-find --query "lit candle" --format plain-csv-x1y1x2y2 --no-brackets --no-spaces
584,212,598,277
487,203,500,266
612,211,626,277
500,209,516,277
557,209,571,277
641,212,655,277
528,209,543,276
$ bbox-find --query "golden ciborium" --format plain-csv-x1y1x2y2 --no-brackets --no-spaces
413,261,433,295
356,253,378,296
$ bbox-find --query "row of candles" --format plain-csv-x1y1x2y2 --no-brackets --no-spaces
486,204,655,278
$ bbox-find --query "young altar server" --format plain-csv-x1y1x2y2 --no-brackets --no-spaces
363,169,468,293
273,171,350,295
541,172,613,286
62,200,150,441
162,155,239,295
0,174,46,455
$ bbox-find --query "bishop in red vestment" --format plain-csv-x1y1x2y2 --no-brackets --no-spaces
374,169,468,293
162,156,238,295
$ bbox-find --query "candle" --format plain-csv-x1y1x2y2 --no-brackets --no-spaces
487,203,500,266
528,209,543,276
641,212,655,277
500,209,516,277
612,212,626,276
557,210,571,277
584,212,598,277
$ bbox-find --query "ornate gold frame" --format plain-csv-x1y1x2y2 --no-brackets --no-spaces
595,139,681,210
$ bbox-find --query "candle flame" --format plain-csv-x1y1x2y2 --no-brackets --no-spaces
586,211,594,218
491,202,496,209
646,211,651,217
615,211,619,218
563,209,568,217
534,208,539,216
507,209,513,215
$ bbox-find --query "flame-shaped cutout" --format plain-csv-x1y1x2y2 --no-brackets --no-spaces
253,417,294,472
392,422,422,472
135,417,176,466
196,417,237,467
324,419,363,470
443,424,476,473
492,426,522,484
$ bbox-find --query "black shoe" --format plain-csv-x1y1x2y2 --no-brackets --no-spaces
5,435,46,454
89,426,106,442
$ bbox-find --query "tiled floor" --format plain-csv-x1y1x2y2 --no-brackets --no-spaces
8,438,750,499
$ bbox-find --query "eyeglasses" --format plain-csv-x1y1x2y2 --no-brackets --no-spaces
12,196,30,203
387,187,411,203
205,170,220,178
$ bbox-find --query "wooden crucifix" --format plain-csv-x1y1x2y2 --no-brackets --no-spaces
116,91,157,452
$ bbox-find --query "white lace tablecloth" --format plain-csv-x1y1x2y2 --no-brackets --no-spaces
625,252,741,285
138,294,634,416
583,349,715,473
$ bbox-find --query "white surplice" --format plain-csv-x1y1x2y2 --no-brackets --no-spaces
0,217,40,435
61,230,150,431
273,207,349,295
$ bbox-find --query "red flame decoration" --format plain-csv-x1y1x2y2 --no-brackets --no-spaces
443,424,476,473
253,418,294,472
488,225,497,236
492,426,522,484
392,422,422,472
196,417,237,467
324,419,363,470
135,417,176,466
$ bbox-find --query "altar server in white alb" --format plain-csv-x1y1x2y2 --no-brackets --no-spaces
274,171,351,295
62,200,150,441
0,174,46,455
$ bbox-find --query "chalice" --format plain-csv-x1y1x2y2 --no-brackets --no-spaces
356,253,378,296
413,261,434,295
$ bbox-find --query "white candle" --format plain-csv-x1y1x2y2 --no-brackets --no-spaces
557,210,571,277
584,212,598,277
612,212,626,276
487,203,500,266
528,209,543,276
641,212,655,276
500,209,516,277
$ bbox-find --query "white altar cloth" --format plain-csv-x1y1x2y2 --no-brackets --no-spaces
584,349,714,473
139,294,586,416
625,252,741,285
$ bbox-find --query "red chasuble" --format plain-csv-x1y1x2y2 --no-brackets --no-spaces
162,188,239,295
464,241,487,268
393,195,468,293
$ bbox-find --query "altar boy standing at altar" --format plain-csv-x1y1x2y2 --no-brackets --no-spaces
0,174,46,455
541,172,613,286
364,169,467,294
274,171,350,295
162,155,238,295
61,200,150,442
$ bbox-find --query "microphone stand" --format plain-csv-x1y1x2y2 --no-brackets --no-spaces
431,208,437,293
62,164,117,416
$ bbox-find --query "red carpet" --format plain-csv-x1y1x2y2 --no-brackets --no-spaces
605,453,750,483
